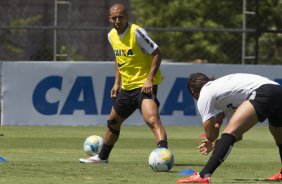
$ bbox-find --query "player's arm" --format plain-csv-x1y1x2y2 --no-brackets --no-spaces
215,111,225,127
107,32,120,98
203,111,230,142
199,112,243,155
198,113,223,155
141,48,162,94
199,112,224,155
203,116,221,142
148,48,162,81
111,60,121,98
135,28,161,94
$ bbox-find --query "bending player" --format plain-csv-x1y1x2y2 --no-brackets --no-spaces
177,72,282,183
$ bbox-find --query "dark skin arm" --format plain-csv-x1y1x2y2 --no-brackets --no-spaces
141,48,162,94
203,117,221,142
111,60,121,98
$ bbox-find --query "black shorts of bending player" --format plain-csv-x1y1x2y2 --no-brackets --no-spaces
248,84,282,127
112,85,160,119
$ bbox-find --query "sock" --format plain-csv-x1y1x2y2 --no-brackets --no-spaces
98,144,113,160
199,133,236,178
157,140,168,148
278,144,282,174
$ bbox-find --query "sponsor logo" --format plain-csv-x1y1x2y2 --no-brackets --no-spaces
118,62,126,67
114,49,133,56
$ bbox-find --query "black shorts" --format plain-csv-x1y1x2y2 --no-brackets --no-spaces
248,84,282,127
112,85,160,119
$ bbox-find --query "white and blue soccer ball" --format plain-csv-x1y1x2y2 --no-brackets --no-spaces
83,135,103,156
148,148,174,172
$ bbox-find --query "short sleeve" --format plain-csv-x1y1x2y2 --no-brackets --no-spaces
135,27,158,54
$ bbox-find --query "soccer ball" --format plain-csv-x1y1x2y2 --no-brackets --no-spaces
83,135,103,156
148,148,174,172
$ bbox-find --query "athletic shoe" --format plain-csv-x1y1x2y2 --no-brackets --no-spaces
177,172,211,184
79,154,109,164
266,169,282,181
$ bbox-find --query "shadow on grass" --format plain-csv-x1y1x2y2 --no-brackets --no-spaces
169,170,182,174
173,163,205,174
231,178,276,183
174,163,205,167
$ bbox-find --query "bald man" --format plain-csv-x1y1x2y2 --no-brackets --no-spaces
80,3,168,164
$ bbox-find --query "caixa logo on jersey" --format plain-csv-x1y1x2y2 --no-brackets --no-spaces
32,75,198,116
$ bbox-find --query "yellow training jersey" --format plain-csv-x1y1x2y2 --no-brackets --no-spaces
108,24,162,90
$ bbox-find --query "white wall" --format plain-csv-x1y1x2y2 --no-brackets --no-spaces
2,62,282,126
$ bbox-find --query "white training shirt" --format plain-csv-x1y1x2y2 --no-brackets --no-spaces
197,73,279,123
108,24,158,55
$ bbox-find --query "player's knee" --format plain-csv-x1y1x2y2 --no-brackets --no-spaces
107,119,120,136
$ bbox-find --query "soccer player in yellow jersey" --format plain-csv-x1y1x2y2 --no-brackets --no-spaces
80,3,168,163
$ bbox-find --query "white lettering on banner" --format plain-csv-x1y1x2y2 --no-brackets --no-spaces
1,62,282,126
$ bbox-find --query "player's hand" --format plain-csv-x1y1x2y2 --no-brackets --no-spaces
141,80,153,94
111,84,120,98
198,139,215,155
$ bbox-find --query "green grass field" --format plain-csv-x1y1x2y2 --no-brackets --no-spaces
0,125,280,184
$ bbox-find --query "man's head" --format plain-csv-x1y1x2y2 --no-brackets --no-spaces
109,3,128,34
187,73,210,99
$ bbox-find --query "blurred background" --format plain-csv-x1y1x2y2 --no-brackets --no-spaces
0,0,281,64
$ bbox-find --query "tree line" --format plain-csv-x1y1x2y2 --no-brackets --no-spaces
131,0,282,64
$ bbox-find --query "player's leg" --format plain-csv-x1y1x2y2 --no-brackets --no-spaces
103,107,124,145
98,107,124,160
141,98,168,148
200,100,258,177
97,89,136,162
223,100,259,136
80,89,133,163
264,84,282,180
269,125,282,145
267,125,282,180
79,108,124,163
178,101,258,183
266,107,282,181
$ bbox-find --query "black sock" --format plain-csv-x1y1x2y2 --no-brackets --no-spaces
199,133,236,178
278,144,282,174
98,144,113,160
157,140,168,148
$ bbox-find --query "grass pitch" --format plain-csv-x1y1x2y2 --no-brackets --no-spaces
0,125,279,184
